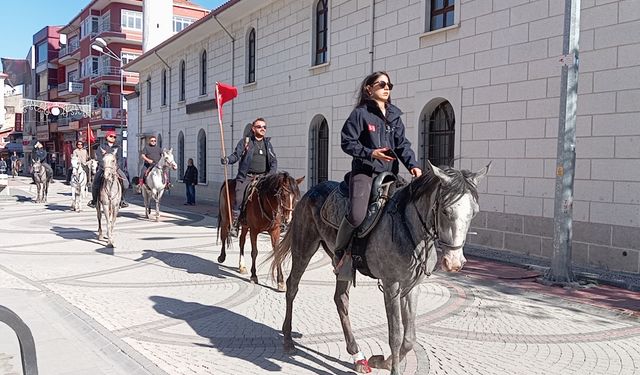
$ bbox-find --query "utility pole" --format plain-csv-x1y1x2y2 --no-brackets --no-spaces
546,0,581,283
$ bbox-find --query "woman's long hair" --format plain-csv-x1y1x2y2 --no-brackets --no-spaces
355,71,392,107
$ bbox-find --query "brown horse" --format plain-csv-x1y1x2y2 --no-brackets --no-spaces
217,172,304,290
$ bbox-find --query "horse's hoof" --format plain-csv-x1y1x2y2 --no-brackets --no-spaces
155,217,159,222
217,255,226,263
107,243,114,248
250,276,258,284
355,359,373,374
239,266,248,275
277,282,286,293
368,355,391,370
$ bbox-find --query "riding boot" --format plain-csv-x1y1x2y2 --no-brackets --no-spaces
333,217,357,280
229,209,241,237
120,184,129,208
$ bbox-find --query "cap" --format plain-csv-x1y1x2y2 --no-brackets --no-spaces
105,130,117,138
34,141,43,148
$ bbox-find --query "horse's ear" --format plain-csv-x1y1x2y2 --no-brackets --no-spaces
426,160,452,184
296,176,305,185
472,161,491,185
111,148,118,155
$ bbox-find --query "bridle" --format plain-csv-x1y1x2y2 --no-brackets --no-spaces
255,177,298,227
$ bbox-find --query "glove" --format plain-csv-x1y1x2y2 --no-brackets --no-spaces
220,157,228,165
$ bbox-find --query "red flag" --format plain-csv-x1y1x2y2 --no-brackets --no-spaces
88,128,96,143
215,82,238,121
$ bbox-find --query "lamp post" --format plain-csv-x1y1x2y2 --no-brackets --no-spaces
91,37,126,166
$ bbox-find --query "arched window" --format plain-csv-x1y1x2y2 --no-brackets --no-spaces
161,68,167,106
179,60,186,101
157,133,163,148
178,131,185,180
313,0,329,65
420,101,455,168
146,76,151,110
197,129,207,183
246,28,256,83
308,115,329,186
200,50,207,95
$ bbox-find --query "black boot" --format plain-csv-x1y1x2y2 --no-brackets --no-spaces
120,184,129,208
87,183,98,208
229,210,240,237
333,217,357,280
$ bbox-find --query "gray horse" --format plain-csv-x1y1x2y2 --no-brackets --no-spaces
141,148,177,221
96,151,122,247
271,161,490,375
31,159,51,203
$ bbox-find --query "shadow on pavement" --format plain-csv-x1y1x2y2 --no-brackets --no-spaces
150,296,354,375
50,226,99,242
44,203,70,212
134,250,240,280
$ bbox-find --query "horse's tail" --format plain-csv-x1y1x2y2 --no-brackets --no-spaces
269,218,294,282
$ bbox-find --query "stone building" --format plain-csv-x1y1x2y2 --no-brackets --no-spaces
125,0,640,274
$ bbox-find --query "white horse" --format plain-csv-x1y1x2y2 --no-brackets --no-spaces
87,159,98,190
97,151,122,248
141,148,178,221
70,156,87,212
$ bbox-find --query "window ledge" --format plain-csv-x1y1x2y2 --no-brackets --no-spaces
198,93,208,98
419,24,460,39
309,61,330,71
243,81,257,89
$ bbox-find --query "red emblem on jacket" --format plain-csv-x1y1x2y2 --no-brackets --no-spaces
368,124,376,132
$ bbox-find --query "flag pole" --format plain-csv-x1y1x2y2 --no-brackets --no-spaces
216,83,234,232
87,124,92,159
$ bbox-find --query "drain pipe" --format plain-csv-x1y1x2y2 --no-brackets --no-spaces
214,14,236,164
369,0,375,72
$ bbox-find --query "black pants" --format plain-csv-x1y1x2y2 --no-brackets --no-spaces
347,173,373,227
233,177,249,213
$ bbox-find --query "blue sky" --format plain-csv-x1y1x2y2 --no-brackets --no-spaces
0,0,227,62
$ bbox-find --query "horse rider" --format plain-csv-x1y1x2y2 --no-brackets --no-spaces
137,136,167,189
220,117,278,237
334,71,422,277
87,130,129,208
0,158,6,174
72,140,90,177
33,142,54,180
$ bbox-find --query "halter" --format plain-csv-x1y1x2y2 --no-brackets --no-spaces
254,177,298,227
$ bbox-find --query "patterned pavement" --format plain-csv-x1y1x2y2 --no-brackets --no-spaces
0,176,638,375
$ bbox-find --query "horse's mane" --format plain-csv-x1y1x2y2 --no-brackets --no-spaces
257,172,301,200
408,167,479,207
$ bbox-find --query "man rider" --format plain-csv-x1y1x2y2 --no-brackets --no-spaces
72,140,90,177
33,142,53,181
137,136,166,190
87,130,129,208
220,118,277,237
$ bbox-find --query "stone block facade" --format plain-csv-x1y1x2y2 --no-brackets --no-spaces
127,0,640,274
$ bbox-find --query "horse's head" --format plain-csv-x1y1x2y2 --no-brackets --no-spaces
32,159,42,172
161,148,178,171
102,150,118,180
281,175,305,225
427,161,490,272
88,159,98,174
71,156,79,169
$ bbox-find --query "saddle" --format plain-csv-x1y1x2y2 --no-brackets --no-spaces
320,172,407,278
142,165,168,188
238,175,262,223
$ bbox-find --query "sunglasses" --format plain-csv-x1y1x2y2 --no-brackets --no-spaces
372,81,394,90
107,135,116,138
253,125,267,129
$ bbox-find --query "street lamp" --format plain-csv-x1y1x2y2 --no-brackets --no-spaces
91,38,126,165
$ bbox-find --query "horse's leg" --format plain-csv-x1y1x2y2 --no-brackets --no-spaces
397,288,418,363
238,226,248,274
369,281,402,374
249,229,259,284
155,190,163,221
218,181,232,264
334,280,372,373
97,203,103,240
71,184,76,210
143,190,150,219
270,229,286,292
106,205,114,248
283,238,320,353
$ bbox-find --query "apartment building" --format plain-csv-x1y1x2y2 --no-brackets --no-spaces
125,0,640,275
41,0,209,172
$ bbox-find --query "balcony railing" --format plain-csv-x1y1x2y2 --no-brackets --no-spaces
58,40,80,58
57,81,83,95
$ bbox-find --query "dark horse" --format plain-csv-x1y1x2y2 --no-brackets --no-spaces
217,171,304,290
270,161,490,374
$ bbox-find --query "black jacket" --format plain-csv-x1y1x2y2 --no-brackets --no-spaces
34,148,47,163
341,100,418,175
96,142,121,169
227,135,277,179
183,165,198,184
